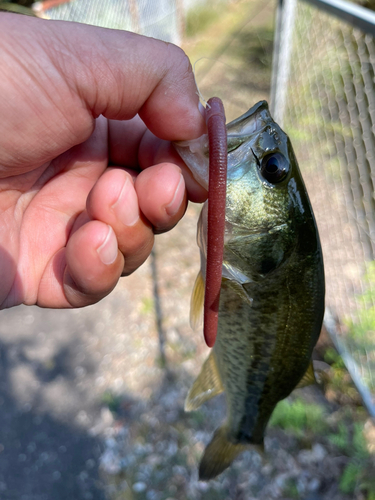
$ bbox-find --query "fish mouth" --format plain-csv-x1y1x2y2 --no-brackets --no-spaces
173,101,275,190
227,101,271,135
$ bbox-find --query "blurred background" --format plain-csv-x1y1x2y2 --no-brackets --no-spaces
0,0,375,499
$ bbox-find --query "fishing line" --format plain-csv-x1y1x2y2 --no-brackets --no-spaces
192,58,210,108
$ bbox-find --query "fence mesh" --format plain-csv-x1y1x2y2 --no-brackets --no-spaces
272,0,375,414
43,0,184,44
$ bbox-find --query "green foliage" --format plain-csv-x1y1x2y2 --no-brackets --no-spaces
338,459,375,498
270,398,375,498
328,420,374,497
324,346,345,368
323,346,363,404
352,422,369,459
329,421,368,457
269,398,327,435
339,462,362,494
344,261,375,389
329,422,350,450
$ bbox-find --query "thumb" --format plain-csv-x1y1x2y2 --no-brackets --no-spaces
46,19,205,140
0,13,205,170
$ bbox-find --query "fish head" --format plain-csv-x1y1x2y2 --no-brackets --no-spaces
224,101,317,281
226,101,304,228
174,101,318,282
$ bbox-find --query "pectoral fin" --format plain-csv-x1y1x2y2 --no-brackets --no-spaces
295,361,317,389
190,271,205,331
185,352,224,411
223,278,253,307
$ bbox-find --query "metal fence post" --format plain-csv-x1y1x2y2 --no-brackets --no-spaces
270,0,284,117
270,0,297,125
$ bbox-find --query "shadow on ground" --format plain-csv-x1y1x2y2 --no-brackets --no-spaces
0,330,105,500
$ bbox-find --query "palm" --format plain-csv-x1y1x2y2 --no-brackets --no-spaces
0,13,206,311
0,123,108,308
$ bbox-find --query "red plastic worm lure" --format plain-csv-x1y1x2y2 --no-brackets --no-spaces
203,97,228,348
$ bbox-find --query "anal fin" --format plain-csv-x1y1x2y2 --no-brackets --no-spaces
185,352,224,411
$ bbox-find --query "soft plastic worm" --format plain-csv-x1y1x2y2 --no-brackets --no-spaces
204,97,227,348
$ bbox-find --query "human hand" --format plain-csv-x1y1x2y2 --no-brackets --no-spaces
0,13,207,309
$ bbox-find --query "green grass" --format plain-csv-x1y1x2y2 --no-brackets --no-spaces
269,398,328,435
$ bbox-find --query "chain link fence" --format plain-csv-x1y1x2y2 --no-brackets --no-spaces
41,0,184,43
39,0,229,44
271,0,375,415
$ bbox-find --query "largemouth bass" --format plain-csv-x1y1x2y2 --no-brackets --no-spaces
175,101,325,480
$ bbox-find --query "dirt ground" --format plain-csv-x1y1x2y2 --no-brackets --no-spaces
0,1,374,499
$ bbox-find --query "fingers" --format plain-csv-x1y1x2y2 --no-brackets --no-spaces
64,221,124,307
86,168,154,276
138,129,208,204
135,163,187,233
86,164,187,274
36,163,188,308
107,119,208,204
64,161,188,306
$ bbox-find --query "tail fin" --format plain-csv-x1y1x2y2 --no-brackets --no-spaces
199,426,265,481
199,426,247,481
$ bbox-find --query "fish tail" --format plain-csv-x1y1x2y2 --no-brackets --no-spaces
199,426,262,481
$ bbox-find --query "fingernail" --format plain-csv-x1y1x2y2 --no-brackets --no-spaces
112,176,139,227
165,173,185,216
97,225,118,265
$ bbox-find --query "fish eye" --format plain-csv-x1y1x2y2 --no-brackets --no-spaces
259,153,289,184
